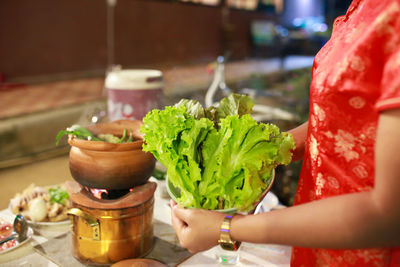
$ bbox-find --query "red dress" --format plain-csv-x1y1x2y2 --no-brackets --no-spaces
291,0,400,266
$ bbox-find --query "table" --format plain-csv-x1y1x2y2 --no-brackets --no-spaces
0,179,291,266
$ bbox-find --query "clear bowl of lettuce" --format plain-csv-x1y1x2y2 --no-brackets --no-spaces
166,169,275,214
141,94,295,213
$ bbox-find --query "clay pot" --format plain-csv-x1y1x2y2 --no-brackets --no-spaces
68,120,155,190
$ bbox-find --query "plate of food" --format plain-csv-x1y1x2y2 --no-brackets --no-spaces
9,184,71,227
0,217,33,254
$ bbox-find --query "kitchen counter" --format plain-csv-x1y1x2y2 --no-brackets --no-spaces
0,177,291,266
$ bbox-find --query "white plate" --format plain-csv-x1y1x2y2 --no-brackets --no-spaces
26,219,70,227
0,226,33,255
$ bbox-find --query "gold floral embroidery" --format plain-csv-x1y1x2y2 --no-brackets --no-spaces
315,250,341,266
323,131,334,138
344,27,357,44
349,56,366,72
334,129,359,162
384,34,399,54
316,173,326,196
374,1,400,36
313,104,326,121
349,96,366,109
344,23,367,44
311,114,317,127
329,57,350,87
309,134,319,162
327,176,340,189
364,125,376,140
356,248,391,265
313,69,328,92
344,250,358,265
352,164,368,179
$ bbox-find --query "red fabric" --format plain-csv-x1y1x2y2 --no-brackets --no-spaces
291,0,400,266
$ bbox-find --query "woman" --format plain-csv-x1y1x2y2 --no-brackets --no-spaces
170,0,400,265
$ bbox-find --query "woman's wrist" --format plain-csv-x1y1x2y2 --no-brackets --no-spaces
214,211,229,244
229,213,246,242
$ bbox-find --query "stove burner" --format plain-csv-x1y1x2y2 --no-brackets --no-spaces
100,189,131,199
84,186,133,200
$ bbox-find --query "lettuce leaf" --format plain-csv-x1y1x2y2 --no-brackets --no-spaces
141,94,295,211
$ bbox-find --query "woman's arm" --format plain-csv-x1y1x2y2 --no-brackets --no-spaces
287,121,308,161
171,110,400,253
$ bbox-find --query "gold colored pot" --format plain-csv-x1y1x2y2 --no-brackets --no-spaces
67,197,154,265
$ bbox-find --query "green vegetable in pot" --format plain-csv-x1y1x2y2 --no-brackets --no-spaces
48,186,69,205
56,125,102,145
56,125,133,145
98,129,133,143
141,93,295,212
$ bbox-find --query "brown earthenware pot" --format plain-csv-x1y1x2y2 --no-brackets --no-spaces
68,120,155,190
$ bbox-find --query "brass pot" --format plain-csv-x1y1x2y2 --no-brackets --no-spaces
68,120,155,190
67,196,154,265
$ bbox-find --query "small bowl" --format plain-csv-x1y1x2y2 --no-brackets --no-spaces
166,169,275,214
68,120,155,190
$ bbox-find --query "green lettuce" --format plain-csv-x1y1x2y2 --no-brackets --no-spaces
141,94,295,212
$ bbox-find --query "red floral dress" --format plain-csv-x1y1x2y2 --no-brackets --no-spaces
291,0,400,266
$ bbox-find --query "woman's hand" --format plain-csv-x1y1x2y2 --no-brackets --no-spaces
170,200,226,253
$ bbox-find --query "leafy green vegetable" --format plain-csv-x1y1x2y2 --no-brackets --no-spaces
98,133,121,143
141,93,295,212
214,93,254,120
56,125,133,144
98,129,133,143
175,99,205,119
48,186,69,205
56,125,102,145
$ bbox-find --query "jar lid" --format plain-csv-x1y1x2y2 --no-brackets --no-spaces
105,69,164,90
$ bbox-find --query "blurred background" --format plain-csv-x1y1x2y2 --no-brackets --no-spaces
0,0,352,208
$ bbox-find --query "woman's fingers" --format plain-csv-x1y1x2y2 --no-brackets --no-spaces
171,209,185,233
169,203,223,253
172,204,192,223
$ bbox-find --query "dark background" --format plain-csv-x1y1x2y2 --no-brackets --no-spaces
0,0,352,83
